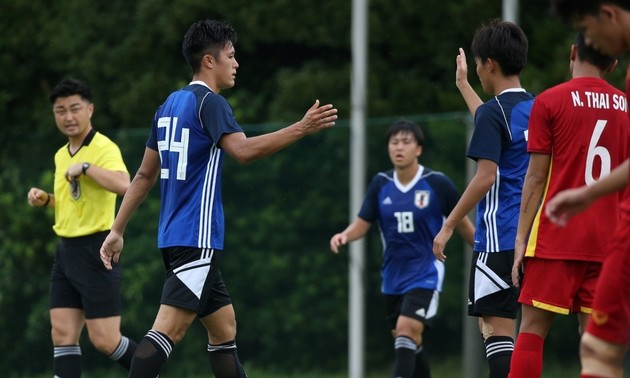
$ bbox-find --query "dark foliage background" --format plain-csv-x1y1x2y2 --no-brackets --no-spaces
1,0,625,375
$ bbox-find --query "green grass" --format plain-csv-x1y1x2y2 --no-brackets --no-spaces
21,356,583,377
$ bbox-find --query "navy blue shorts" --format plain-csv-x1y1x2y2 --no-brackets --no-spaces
49,231,122,319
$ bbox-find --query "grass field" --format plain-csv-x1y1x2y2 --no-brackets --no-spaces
23,356,584,377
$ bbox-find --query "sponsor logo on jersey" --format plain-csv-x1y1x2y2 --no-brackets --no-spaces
70,178,81,200
414,190,430,209
591,309,609,326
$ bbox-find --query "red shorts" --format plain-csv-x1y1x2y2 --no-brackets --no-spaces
519,258,601,314
586,218,630,346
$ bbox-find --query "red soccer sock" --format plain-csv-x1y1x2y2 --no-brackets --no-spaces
508,332,544,378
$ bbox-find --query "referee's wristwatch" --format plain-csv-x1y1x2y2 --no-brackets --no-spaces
82,162,91,175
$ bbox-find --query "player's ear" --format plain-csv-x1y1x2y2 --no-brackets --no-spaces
202,54,214,69
487,59,498,74
569,44,577,62
600,4,618,23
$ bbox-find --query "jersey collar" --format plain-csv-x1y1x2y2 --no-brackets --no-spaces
498,88,526,95
393,164,425,193
189,80,214,92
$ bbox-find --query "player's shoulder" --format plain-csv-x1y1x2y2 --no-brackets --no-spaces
422,168,455,186
90,131,118,148
421,167,444,179
54,143,68,158
478,91,531,114
374,169,394,182
184,83,227,105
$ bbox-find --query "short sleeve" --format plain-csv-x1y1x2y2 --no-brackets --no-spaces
467,102,503,163
200,95,243,144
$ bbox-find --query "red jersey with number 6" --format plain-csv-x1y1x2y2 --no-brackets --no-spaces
526,76,629,261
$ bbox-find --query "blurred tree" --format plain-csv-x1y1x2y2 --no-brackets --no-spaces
0,0,615,375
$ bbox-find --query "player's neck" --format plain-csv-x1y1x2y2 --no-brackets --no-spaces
492,76,523,96
192,73,219,94
572,61,607,79
68,127,92,154
396,164,419,185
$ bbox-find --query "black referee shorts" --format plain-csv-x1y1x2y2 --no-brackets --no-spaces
49,231,123,319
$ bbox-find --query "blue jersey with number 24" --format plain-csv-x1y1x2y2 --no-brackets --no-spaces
146,81,243,250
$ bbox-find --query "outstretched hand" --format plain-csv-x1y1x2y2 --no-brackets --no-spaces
455,48,469,88
100,231,124,270
299,100,338,135
545,187,592,227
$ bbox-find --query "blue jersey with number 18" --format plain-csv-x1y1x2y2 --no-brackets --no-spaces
146,81,243,250
358,167,461,295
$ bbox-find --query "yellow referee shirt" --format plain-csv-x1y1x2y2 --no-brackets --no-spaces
53,130,128,238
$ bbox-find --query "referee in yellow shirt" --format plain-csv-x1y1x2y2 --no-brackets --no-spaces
27,78,137,377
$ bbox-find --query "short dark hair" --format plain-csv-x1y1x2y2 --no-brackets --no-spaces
386,120,424,146
182,19,238,73
551,0,630,23
575,32,617,70
471,19,528,76
49,78,92,104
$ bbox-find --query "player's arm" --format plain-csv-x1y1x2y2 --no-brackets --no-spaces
101,147,160,269
546,158,630,227
330,217,371,254
110,148,160,234
64,162,130,196
27,187,54,208
433,158,497,261
455,215,475,247
81,165,129,196
456,48,483,117
219,100,337,164
512,153,550,286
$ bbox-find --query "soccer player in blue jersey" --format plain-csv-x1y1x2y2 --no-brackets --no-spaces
99,19,338,378
330,120,475,378
433,19,534,378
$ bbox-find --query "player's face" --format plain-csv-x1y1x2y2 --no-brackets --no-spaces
215,42,239,90
388,131,421,169
574,8,630,56
52,95,94,139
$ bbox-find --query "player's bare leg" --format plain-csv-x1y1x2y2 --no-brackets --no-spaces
200,304,247,378
86,315,137,369
128,304,195,377
509,305,555,377
481,315,515,378
50,308,85,378
581,332,627,378
392,315,429,378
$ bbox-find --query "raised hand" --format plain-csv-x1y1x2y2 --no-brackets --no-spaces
299,100,338,135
